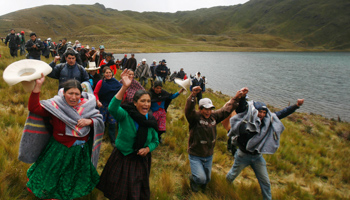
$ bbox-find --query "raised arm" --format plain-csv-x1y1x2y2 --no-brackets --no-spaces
185,86,201,123
275,99,304,119
214,88,245,123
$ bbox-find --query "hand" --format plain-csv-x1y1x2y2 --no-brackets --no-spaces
120,69,132,88
54,56,60,63
77,118,92,128
179,88,185,94
240,87,249,97
33,73,45,93
192,86,202,95
137,147,150,157
96,100,102,108
32,44,37,48
234,90,243,99
296,99,304,107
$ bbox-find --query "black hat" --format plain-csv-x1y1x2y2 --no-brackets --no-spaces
29,32,36,37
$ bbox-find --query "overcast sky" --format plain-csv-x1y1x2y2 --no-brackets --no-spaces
1,0,249,16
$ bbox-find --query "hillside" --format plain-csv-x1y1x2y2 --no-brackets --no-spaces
0,0,349,51
0,45,350,199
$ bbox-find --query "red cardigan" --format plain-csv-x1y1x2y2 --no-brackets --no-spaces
28,92,90,147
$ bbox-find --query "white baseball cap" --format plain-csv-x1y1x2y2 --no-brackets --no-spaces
199,98,215,109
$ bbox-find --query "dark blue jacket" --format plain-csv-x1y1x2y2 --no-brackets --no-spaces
155,64,168,77
48,62,89,89
190,77,205,92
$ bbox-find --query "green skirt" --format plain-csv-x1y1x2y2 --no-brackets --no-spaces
27,137,100,200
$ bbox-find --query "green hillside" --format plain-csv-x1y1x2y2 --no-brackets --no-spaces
0,0,349,51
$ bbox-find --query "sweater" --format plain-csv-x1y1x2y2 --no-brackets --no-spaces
108,97,159,156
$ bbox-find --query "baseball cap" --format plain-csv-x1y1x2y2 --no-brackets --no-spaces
199,98,215,109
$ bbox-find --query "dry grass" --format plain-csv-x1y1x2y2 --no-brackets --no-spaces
0,43,350,199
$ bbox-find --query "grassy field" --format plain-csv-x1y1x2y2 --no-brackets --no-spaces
0,43,350,199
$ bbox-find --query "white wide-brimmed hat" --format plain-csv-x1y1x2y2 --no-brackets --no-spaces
85,62,100,71
3,59,52,92
174,78,192,95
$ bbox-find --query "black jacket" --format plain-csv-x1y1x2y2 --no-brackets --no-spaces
5,33,20,48
25,39,44,58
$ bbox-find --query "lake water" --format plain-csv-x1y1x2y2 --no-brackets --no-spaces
115,52,350,122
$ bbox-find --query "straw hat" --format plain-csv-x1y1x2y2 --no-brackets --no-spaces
85,62,100,71
3,59,52,92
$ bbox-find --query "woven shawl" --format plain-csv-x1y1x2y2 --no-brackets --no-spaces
228,100,285,154
18,92,105,168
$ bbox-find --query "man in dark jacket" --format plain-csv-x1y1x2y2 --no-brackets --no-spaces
190,72,205,103
226,88,304,200
124,53,137,71
57,38,67,58
5,29,20,57
155,59,168,84
48,50,89,89
25,32,44,60
19,31,26,56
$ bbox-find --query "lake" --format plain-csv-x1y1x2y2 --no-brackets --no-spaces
115,52,350,122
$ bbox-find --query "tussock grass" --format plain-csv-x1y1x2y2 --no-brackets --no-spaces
0,44,350,199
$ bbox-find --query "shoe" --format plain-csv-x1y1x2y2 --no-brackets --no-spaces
190,175,199,192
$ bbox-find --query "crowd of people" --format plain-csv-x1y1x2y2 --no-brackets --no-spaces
11,30,305,200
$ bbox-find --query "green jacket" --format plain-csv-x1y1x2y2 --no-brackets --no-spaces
109,97,159,156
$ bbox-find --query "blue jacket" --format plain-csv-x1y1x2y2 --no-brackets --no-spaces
155,64,168,77
48,62,89,89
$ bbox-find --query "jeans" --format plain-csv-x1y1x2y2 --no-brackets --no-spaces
156,76,164,82
139,77,148,87
20,44,26,56
226,149,271,200
189,154,213,186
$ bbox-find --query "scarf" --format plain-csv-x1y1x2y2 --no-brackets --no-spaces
19,92,105,168
121,102,158,152
228,101,285,154
121,79,145,103
149,88,173,112
98,78,122,106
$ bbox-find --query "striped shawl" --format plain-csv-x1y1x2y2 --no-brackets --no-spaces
18,92,105,168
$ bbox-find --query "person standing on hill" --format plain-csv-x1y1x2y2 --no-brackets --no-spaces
18,31,26,56
93,45,107,67
5,29,20,57
155,59,168,84
135,58,152,87
185,86,243,192
226,88,304,200
190,72,205,103
57,38,67,58
25,32,44,60
120,54,128,70
150,60,157,83
125,53,137,71
47,50,89,89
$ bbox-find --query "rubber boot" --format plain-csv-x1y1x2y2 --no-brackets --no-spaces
108,123,116,147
